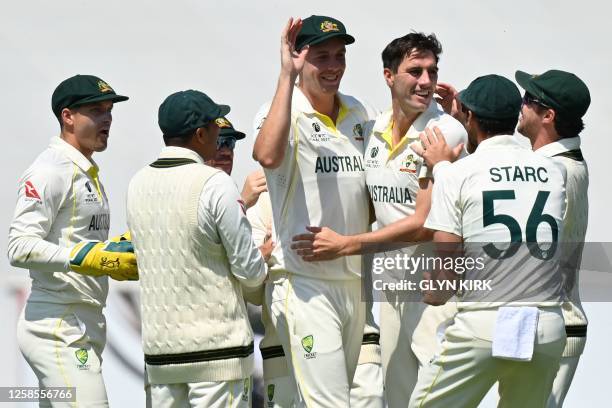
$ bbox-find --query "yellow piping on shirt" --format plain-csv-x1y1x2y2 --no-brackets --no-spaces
66,165,79,246
279,117,301,227
312,99,349,136
380,119,411,161
87,167,103,200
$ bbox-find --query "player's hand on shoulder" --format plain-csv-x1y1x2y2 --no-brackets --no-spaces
412,127,464,169
291,226,350,262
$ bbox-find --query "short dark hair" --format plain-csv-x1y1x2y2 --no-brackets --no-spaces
382,32,442,73
163,130,196,146
530,103,585,138
554,113,585,139
472,114,518,136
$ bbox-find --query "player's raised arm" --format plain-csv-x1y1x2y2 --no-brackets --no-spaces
253,17,308,168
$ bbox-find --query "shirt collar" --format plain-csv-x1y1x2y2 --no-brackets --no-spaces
49,136,98,174
474,134,522,152
372,102,440,137
158,146,206,164
293,85,352,118
535,136,581,158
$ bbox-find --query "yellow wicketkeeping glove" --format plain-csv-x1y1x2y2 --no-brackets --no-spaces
70,234,138,281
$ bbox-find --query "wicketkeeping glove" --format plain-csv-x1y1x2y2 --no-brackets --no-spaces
69,234,138,281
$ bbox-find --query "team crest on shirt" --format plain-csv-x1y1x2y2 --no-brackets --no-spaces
301,335,317,359
23,180,42,202
399,153,418,173
75,348,91,370
267,384,275,403
309,121,331,142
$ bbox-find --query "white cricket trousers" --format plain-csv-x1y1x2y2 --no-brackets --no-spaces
547,355,581,407
409,307,566,408
146,377,252,408
380,299,457,408
266,272,365,407
263,361,383,408
17,301,108,407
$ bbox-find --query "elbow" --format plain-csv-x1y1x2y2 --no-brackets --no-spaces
256,156,282,170
253,140,283,169
253,147,282,169
7,240,25,268
418,226,435,242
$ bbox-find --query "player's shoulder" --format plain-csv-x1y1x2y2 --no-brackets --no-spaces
338,92,378,120
21,146,72,184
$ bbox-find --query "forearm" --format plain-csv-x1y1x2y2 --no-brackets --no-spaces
345,215,432,255
253,73,296,168
7,234,71,272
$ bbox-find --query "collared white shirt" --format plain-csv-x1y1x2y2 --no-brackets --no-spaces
8,136,110,306
535,136,588,243
364,103,467,228
425,135,567,309
253,87,376,280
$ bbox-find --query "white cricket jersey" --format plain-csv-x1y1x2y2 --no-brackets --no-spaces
253,87,376,280
425,135,567,310
364,103,467,228
536,136,589,355
8,137,110,306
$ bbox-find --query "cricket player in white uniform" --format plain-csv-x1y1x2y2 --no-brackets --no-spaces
246,190,383,408
252,15,376,407
8,74,138,407
128,91,270,408
515,69,591,407
410,74,567,408
290,33,467,406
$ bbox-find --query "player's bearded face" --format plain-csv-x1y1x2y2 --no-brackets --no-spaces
71,101,114,156
517,102,542,139
386,50,438,115
301,38,346,96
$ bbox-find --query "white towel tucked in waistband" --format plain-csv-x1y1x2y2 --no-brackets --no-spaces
492,306,538,361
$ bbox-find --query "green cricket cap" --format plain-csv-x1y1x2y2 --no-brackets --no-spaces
458,74,522,119
296,15,355,51
515,69,590,119
158,90,230,136
51,74,128,118
215,117,245,140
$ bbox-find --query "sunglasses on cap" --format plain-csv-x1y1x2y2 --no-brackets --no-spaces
522,92,552,109
217,137,236,151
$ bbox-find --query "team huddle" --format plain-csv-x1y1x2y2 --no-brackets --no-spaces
8,13,590,408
